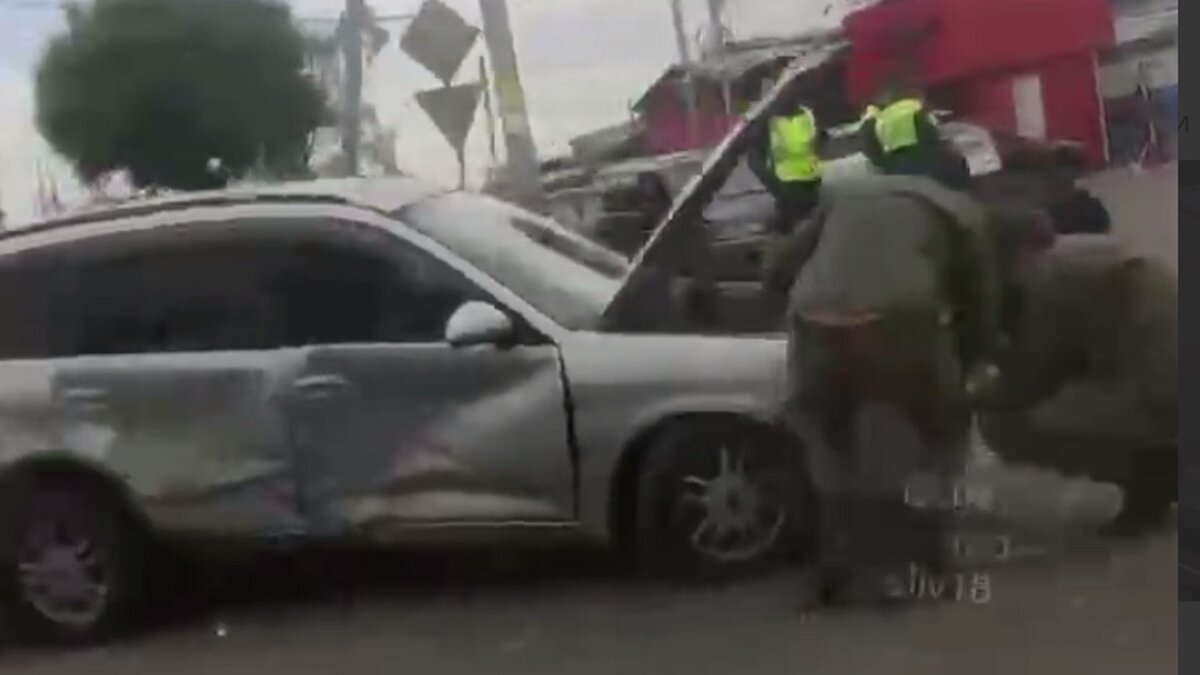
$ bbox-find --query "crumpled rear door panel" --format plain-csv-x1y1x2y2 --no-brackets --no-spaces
40,350,310,539
291,342,574,540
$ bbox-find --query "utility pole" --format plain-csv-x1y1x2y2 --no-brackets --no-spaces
705,0,725,55
669,0,700,147
341,0,367,176
479,0,545,211
704,0,731,115
480,55,498,167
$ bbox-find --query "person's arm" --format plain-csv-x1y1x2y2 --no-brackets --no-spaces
747,121,777,195
815,126,830,155
762,201,828,303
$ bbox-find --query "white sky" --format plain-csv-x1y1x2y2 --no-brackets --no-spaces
0,0,847,225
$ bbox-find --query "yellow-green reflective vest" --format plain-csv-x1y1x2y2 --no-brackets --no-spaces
874,98,925,154
768,109,821,183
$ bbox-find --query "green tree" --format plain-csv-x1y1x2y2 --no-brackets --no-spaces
36,0,326,190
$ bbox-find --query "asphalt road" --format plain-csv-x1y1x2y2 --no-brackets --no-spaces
0,456,1178,675
1086,162,1178,273
0,532,1177,675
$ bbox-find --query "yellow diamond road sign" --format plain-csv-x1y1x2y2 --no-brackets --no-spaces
400,0,480,85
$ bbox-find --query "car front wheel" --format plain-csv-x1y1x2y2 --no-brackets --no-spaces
634,419,813,580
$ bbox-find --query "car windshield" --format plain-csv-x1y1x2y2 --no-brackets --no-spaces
399,192,626,330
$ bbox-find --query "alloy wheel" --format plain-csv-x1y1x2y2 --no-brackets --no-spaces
678,446,788,564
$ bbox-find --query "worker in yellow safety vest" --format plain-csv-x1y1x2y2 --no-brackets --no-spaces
860,93,942,178
749,96,827,234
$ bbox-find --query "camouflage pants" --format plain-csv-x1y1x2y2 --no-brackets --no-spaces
781,312,971,579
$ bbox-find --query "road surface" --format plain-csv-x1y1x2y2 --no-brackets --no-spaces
0,534,1178,675
1086,162,1178,272
0,463,1177,675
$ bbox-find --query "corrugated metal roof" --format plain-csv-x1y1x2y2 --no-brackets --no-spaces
632,36,848,111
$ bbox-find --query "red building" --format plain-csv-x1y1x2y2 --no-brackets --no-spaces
843,0,1116,167
631,34,845,156
633,67,738,156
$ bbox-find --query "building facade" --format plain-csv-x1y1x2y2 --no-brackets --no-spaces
1097,0,1178,164
843,0,1116,167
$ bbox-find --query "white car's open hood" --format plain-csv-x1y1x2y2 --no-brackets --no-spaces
599,46,1002,331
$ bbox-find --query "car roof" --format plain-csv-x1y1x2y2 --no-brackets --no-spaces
7,176,451,243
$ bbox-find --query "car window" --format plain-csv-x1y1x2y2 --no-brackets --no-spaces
489,200,631,279
2,225,497,356
400,192,622,330
0,256,73,359
143,241,290,352
269,233,485,345
72,251,172,355
27,238,290,356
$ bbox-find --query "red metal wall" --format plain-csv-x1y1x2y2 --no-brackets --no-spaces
942,54,1108,167
844,0,1114,103
844,0,1114,167
948,74,1016,133
1037,52,1107,167
641,82,739,155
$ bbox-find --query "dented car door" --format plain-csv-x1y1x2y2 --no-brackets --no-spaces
277,224,575,538
53,353,309,538
0,230,311,539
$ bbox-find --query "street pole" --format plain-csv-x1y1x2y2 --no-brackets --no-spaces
669,0,700,147
704,0,731,116
341,0,366,176
705,0,725,54
480,55,498,167
479,0,546,211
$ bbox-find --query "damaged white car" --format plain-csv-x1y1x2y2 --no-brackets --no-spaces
0,177,808,642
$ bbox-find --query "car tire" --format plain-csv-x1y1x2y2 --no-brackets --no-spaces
634,418,813,581
1,478,146,644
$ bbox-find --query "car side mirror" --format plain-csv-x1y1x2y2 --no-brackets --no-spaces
444,301,514,347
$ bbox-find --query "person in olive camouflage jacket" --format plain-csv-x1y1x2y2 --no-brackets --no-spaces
764,170,1001,607
977,234,1177,535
